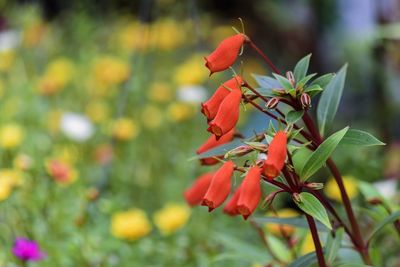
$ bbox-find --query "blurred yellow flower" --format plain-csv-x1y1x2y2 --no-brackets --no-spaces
0,169,23,201
151,18,186,51
86,101,110,123
92,56,130,88
167,102,194,122
117,21,150,52
174,55,208,86
0,51,15,72
153,203,190,235
111,209,152,240
300,233,316,255
45,158,78,185
38,58,75,95
112,118,140,141
325,176,358,202
264,208,299,236
13,154,33,171
141,105,163,129
0,123,24,149
147,82,172,103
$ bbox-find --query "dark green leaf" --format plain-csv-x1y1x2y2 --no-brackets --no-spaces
304,84,323,97
317,65,347,136
294,54,311,82
300,127,348,180
310,73,335,89
325,228,344,265
294,192,332,230
252,74,281,88
288,250,318,267
254,216,329,232
286,110,305,124
340,129,385,147
272,73,293,90
367,210,400,242
292,147,313,174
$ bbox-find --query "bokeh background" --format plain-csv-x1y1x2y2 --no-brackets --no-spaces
0,0,399,266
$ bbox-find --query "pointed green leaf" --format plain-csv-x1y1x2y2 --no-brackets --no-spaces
272,73,293,90
286,110,304,124
294,54,311,82
294,192,332,230
297,73,317,88
310,73,335,89
317,65,347,136
367,210,400,242
340,129,385,147
300,127,348,180
325,227,344,265
288,250,318,267
304,84,323,97
252,74,281,88
254,216,329,232
292,147,313,174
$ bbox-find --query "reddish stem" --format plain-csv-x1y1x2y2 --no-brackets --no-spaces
305,214,327,267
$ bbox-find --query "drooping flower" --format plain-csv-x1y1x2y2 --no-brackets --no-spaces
223,186,242,216
263,131,287,179
12,237,45,262
237,166,262,219
201,76,243,121
184,172,214,206
110,209,152,241
204,34,247,74
196,129,235,165
202,161,235,211
208,89,242,139
153,203,191,235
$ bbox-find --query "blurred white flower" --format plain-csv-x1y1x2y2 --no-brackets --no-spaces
0,30,20,52
258,153,267,161
373,179,397,199
60,112,94,142
177,85,207,103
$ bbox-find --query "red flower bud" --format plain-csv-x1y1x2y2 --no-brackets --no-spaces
196,129,235,165
183,172,214,206
237,166,262,219
207,89,242,139
263,131,287,179
201,76,243,120
202,161,235,211
223,186,241,216
204,34,247,74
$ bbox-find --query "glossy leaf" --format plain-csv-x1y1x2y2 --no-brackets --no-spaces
300,127,348,180
294,54,311,82
297,73,317,88
317,64,347,136
304,84,323,97
294,192,332,230
310,73,335,89
340,129,385,147
286,110,304,124
273,73,293,90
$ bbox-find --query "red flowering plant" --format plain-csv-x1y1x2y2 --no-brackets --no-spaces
184,26,400,266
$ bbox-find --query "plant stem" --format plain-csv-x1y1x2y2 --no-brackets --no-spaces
305,214,327,267
248,40,281,75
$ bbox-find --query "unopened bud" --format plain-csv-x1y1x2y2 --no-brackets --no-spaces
293,192,302,203
272,89,286,96
262,191,281,208
305,182,324,190
300,93,311,109
367,198,383,205
265,97,280,109
286,71,296,87
225,145,252,158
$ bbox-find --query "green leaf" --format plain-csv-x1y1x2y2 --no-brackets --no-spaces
340,129,385,147
310,73,335,89
300,127,348,180
297,73,317,88
294,54,311,82
189,140,243,160
357,181,383,201
336,263,372,267
245,87,275,97
304,84,323,97
292,147,313,174
286,110,304,124
272,73,293,90
252,74,281,88
367,210,400,242
325,228,344,265
294,192,332,230
288,250,318,267
254,216,329,232
317,64,347,136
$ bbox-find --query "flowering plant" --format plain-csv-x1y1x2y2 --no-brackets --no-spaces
185,27,399,266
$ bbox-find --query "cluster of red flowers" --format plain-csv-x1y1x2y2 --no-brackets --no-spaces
184,34,288,219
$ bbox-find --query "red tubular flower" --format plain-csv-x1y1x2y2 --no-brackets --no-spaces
202,161,235,211
223,186,241,216
201,76,243,120
263,131,287,179
237,166,262,220
208,89,242,139
184,172,214,206
196,129,235,165
205,34,247,74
